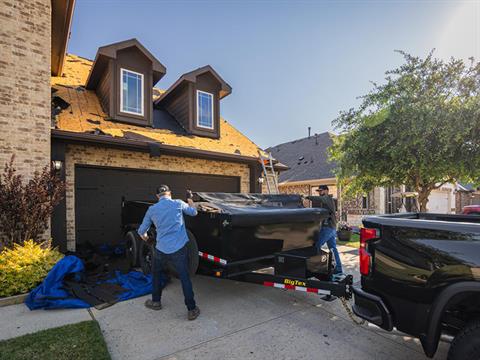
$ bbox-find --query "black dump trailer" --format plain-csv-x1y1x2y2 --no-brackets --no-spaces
122,193,352,299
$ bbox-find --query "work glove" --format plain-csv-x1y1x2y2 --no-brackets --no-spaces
186,189,193,200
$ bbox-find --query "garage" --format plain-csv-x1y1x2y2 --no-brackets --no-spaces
75,165,240,248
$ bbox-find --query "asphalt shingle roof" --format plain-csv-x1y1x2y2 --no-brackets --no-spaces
268,132,337,183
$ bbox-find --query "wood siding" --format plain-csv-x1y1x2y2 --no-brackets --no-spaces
191,72,221,138
96,61,111,114
162,83,190,131
113,47,153,125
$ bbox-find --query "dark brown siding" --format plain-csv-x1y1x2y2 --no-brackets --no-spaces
191,72,221,138
162,83,190,130
96,61,111,114
113,47,153,125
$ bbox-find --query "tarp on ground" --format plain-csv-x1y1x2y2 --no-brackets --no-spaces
25,255,153,310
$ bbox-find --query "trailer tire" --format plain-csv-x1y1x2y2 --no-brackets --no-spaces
139,240,155,275
125,231,141,267
448,319,480,360
167,230,199,278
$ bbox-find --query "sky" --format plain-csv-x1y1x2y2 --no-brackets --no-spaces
68,0,480,149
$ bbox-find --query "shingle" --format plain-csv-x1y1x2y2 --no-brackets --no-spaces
51,54,266,159
267,132,337,182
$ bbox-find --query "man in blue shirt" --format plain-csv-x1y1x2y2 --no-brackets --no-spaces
138,185,200,320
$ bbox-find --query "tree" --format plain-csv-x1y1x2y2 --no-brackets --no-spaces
0,156,65,248
330,51,480,212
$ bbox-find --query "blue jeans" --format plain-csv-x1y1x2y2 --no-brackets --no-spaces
316,227,343,274
152,245,196,311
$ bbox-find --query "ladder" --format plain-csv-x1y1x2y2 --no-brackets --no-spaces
258,150,279,194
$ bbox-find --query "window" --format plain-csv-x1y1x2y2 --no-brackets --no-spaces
120,68,144,116
196,90,214,129
362,195,369,209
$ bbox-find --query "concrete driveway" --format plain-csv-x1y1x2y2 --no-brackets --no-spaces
89,246,449,360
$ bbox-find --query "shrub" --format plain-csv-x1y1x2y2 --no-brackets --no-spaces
0,155,65,247
0,240,63,297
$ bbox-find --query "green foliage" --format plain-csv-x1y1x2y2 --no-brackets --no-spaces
331,50,480,210
0,240,62,297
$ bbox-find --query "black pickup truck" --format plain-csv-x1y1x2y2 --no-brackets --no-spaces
352,213,480,360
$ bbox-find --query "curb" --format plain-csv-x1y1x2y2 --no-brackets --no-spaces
0,293,28,307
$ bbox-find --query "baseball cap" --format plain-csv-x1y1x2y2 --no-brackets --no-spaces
156,185,170,194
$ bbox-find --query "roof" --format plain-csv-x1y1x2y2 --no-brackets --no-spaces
51,0,75,76
156,65,232,105
267,132,337,183
51,54,266,159
458,183,479,192
85,39,166,89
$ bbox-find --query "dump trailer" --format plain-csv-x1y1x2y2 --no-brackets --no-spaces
121,193,352,299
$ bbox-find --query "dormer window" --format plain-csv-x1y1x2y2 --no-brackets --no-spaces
120,68,144,116
196,90,214,129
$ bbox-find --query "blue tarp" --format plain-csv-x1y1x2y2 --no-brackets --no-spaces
25,255,153,310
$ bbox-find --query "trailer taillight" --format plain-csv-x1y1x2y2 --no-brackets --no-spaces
359,228,380,276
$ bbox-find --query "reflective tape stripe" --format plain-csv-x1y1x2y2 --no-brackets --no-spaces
198,251,227,265
263,281,331,296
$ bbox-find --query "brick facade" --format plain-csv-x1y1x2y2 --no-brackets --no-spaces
455,190,480,213
64,144,250,250
0,0,51,178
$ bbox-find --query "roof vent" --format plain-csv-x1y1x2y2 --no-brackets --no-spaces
298,156,304,161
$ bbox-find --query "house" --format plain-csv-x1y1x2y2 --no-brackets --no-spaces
269,131,457,225
268,132,379,224
455,183,480,213
2,1,275,252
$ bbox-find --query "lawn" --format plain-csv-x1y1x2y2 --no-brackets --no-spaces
337,233,360,248
0,320,110,360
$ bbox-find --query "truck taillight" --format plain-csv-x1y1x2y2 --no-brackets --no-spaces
359,228,380,276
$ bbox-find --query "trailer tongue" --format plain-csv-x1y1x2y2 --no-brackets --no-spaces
122,192,353,301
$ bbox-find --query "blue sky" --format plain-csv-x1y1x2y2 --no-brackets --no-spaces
69,0,480,148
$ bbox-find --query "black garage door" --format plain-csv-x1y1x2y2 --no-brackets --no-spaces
75,166,240,247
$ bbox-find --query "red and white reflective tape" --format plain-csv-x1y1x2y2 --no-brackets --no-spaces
263,281,331,296
198,251,227,265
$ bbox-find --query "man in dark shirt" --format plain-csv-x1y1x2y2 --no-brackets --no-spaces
315,185,344,279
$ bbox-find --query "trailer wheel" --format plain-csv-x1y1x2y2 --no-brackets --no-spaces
167,230,199,278
139,240,155,275
448,319,480,360
125,231,141,267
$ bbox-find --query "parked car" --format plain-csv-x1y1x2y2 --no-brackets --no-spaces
462,205,480,215
352,212,480,359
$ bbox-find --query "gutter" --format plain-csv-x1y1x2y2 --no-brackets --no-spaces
51,129,261,164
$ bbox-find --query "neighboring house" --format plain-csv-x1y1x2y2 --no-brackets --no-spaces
2,1,275,252
268,132,379,225
269,132,457,225
455,183,480,213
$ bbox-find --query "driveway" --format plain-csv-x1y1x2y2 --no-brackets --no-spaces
89,246,449,360
0,245,449,359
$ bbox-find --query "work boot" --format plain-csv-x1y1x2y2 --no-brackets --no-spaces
188,306,200,321
145,299,162,310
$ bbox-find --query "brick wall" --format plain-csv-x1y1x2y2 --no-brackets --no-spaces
0,0,51,178
64,144,251,250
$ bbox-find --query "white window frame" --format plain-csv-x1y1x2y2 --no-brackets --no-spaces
120,68,144,116
196,90,214,129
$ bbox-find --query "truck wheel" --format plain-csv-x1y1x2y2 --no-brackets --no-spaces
448,319,480,360
167,230,199,278
125,231,140,267
139,240,155,275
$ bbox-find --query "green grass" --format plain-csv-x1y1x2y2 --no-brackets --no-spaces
0,321,110,360
338,233,360,249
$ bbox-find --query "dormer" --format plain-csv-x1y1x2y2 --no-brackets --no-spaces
85,39,166,126
155,66,232,139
